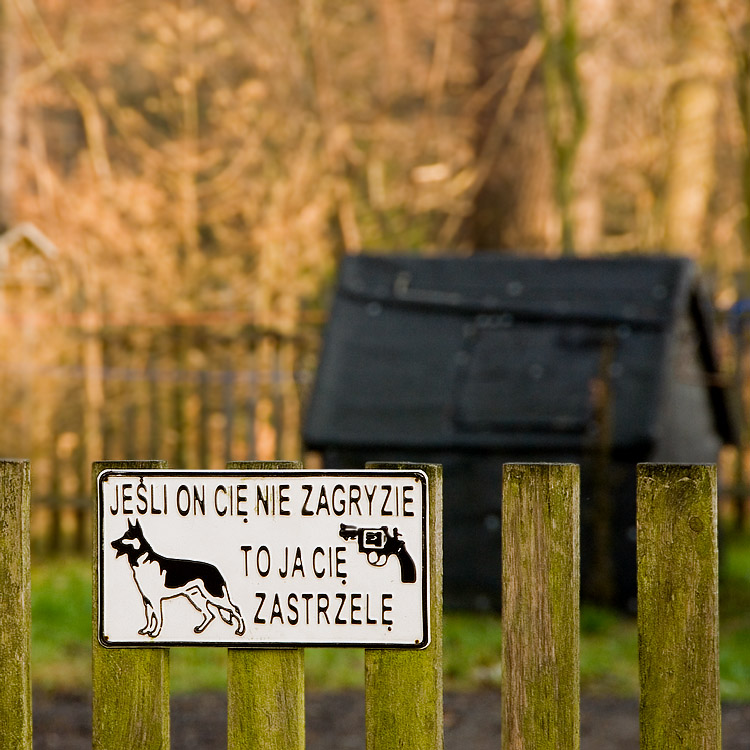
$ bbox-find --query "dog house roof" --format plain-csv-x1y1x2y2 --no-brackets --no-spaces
303,253,738,454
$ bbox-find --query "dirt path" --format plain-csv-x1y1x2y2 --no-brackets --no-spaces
33,690,749,749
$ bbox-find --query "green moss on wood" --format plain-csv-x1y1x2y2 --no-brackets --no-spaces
226,460,305,750
227,647,305,750
501,463,580,750
92,460,170,750
364,462,444,750
637,463,720,749
0,460,32,750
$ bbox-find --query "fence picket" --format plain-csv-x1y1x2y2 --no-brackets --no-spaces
364,462,444,750
637,463,721,748
501,463,580,750
91,459,171,750
226,460,305,750
0,460,32,750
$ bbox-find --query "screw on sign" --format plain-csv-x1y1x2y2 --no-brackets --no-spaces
98,469,430,648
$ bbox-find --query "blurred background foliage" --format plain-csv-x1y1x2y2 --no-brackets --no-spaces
4,0,750,320
0,1,748,544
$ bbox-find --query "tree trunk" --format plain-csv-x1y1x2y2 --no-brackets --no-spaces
572,0,615,254
0,0,20,233
470,0,559,252
662,0,724,256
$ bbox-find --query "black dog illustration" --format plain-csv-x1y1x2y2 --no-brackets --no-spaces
111,518,245,638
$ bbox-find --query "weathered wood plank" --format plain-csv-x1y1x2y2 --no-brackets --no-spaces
226,460,305,750
501,463,580,750
92,459,170,750
364,462,443,750
0,459,32,750
637,463,721,749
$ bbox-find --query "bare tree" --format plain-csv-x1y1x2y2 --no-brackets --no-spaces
0,0,20,232
538,0,586,253
662,0,726,258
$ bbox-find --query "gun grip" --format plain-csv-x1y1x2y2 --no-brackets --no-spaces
396,546,417,583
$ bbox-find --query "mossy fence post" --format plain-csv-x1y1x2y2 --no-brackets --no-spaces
637,463,721,748
364,461,444,750
225,459,305,750
61,457,720,747
92,459,170,750
0,459,32,750
501,463,580,750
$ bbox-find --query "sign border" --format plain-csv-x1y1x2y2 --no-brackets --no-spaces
97,468,430,649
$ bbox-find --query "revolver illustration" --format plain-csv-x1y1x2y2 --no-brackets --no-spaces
339,524,417,583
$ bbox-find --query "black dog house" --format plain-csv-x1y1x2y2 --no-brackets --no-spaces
303,253,738,611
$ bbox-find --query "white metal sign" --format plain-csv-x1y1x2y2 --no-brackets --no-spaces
97,469,429,648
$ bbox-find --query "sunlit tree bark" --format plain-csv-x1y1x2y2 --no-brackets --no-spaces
469,0,557,252
0,0,20,232
662,0,726,257
571,0,614,254
538,0,586,253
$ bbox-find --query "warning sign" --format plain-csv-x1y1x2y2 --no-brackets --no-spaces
97,469,429,648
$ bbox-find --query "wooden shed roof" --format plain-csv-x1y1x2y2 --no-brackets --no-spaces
304,254,738,454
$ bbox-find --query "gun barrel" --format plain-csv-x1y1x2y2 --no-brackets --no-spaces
339,523,359,540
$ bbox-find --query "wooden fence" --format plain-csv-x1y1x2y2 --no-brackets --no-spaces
0,321,319,553
1,459,721,748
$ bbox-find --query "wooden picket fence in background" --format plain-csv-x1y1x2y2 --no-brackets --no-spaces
1,459,720,749
0,321,320,553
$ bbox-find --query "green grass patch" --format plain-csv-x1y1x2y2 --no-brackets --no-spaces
304,649,365,691
171,648,228,693
29,532,750,698
718,530,750,701
443,612,503,686
579,606,639,696
31,558,91,691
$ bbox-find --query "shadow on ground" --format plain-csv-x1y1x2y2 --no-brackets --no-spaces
33,690,750,749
